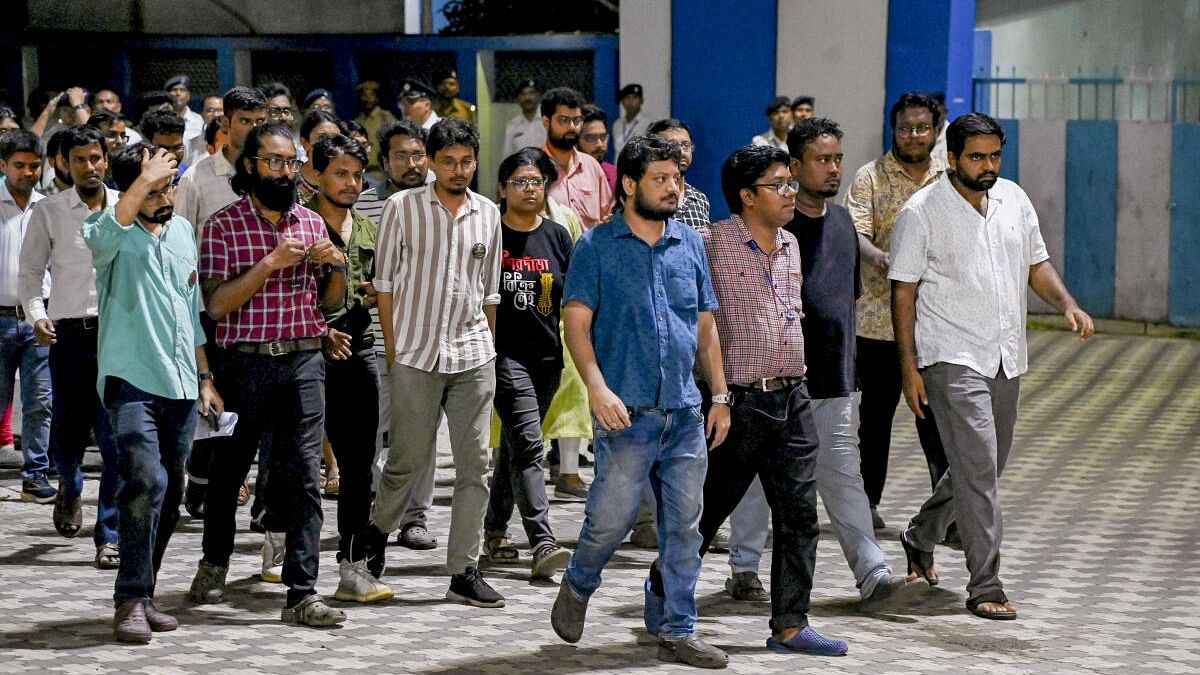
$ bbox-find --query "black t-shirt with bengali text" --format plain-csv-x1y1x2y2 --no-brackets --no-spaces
785,204,861,399
497,218,573,366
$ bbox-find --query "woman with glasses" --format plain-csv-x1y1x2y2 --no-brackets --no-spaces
482,147,574,578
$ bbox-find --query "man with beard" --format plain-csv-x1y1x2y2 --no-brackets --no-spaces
578,104,615,194
353,119,439,552
354,81,396,177
18,125,123,567
650,118,708,228
190,122,350,627
359,118,504,609
0,130,54,504
550,135,730,668
892,113,1092,621
434,69,476,122
502,79,546,159
845,92,949,530
174,86,267,519
541,87,612,230
83,143,223,642
164,75,205,150
752,97,793,153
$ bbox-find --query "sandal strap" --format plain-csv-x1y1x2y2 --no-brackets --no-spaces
967,589,1009,608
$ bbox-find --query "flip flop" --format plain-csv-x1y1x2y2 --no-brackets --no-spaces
900,530,939,586
484,536,520,564
967,591,1017,620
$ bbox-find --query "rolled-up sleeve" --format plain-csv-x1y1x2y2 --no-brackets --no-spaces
373,196,403,294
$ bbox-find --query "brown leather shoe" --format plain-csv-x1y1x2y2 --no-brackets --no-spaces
114,600,152,644
144,600,179,632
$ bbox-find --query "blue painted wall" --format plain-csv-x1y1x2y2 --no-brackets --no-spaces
1064,120,1118,316
998,118,1019,183
1169,123,1200,325
670,0,776,220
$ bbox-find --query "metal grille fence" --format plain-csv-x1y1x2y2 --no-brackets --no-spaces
493,50,594,102
356,50,458,105
132,50,219,99
974,67,1200,122
251,50,334,107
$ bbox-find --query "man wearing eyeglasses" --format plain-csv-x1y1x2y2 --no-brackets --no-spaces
359,117,506,609
541,87,612,230
578,104,615,194
189,122,351,627
650,118,709,229
844,91,950,531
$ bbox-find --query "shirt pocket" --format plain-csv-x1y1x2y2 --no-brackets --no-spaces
665,260,698,311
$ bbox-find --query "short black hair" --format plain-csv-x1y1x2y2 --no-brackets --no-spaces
425,117,478,158
231,122,296,196
46,128,68,161
540,87,584,119
378,120,427,152
497,147,558,213
0,129,41,161
300,110,342,143
311,134,368,173
946,112,1006,157
110,141,160,192
765,96,792,116
58,124,108,160
614,135,682,207
930,91,946,107
0,105,21,129
342,119,368,139
647,118,692,138
889,91,942,129
720,144,790,215
580,104,607,127
139,91,172,113
140,109,186,139
86,109,125,129
204,118,223,146
259,81,293,105
786,117,844,161
792,95,815,108
224,86,268,116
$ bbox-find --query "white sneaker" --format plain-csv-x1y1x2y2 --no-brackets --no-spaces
334,558,395,603
261,530,285,583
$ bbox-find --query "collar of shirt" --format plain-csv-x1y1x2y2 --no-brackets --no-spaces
729,213,788,253
65,186,117,213
424,184,482,220
0,180,44,211
544,144,586,179
882,148,945,184
609,213,686,244
242,196,302,232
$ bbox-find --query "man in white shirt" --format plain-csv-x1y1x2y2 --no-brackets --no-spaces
751,97,793,153
18,124,123,568
890,113,1093,622
0,130,53,504
502,79,546,159
165,75,205,149
611,83,646,159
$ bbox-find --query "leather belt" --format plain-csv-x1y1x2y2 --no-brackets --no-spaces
232,337,323,356
0,305,24,319
731,376,804,393
56,316,100,331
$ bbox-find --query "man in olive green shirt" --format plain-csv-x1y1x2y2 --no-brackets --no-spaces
83,142,223,643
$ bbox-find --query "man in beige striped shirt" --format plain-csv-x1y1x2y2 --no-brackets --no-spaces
356,117,506,608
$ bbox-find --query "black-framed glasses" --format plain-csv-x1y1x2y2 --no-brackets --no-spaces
581,132,609,144
507,177,547,190
390,152,426,165
751,180,799,195
267,106,294,118
254,156,303,171
896,124,934,137
554,115,584,127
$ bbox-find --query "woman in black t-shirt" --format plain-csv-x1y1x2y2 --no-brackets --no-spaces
483,147,575,578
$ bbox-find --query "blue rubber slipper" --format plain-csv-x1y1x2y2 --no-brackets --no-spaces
766,625,849,656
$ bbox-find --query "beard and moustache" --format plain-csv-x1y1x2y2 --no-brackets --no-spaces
252,170,298,211
952,163,997,192
547,129,579,151
142,205,174,224
630,185,677,221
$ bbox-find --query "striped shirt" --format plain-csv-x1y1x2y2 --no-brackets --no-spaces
0,181,45,306
375,184,502,374
701,215,807,385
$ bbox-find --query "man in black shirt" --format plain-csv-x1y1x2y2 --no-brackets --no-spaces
784,119,912,609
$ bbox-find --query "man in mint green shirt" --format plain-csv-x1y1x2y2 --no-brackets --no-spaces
83,143,223,644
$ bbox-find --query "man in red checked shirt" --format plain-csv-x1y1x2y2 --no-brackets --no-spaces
189,123,351,628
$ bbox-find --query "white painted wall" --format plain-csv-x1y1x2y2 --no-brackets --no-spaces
776,0,890,196
617,1,671,124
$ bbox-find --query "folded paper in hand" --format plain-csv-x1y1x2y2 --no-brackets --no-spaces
193,411,238,440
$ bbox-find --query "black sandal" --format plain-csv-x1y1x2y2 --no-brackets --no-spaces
967,590,1017,620
900,530,939,586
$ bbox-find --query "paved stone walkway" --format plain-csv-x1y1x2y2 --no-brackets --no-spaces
0,329,1197,674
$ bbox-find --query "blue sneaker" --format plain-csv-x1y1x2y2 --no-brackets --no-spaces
643,577,665,634
766,625,848,656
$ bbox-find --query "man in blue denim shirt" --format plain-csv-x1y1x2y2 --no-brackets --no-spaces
550,135,732,669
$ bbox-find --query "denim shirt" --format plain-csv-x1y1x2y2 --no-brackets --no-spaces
563,214,718,410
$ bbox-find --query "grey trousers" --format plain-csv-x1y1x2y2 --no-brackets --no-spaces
372,360,496,575
374,371,436,532
906,362,1020,603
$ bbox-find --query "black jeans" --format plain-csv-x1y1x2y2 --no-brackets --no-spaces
856,337,949,505
200,348,325,605
697,382,820,632
484,355,561,549
324,343,379,560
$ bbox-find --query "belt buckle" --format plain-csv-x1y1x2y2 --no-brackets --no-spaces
757,378,771,392
267,340,285,356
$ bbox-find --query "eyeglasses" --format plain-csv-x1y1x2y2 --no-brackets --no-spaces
581,132,609,145
159,143,185,156
507,177,547,190
672,140,695,151
267,106,294,118
145,184,176,200
554,115,585,127
752,180,799,196
203,107,223,115
896,124,934,137
437,157,476,171
255,156,303,171
390,152,426,165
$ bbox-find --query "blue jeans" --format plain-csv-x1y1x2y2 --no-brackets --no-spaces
0,316,51,479
104,378,197,605
49,320,121,547
566,406,707,639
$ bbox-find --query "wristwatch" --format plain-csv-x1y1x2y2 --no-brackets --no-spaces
710,392,734,405
198,371,214,383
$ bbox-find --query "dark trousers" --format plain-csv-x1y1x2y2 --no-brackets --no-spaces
856,336,950,505
696,383,820,632
201,349,325,604
105,377,197,605
49,320,121,547
324,343,379,560
484,355,561,549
